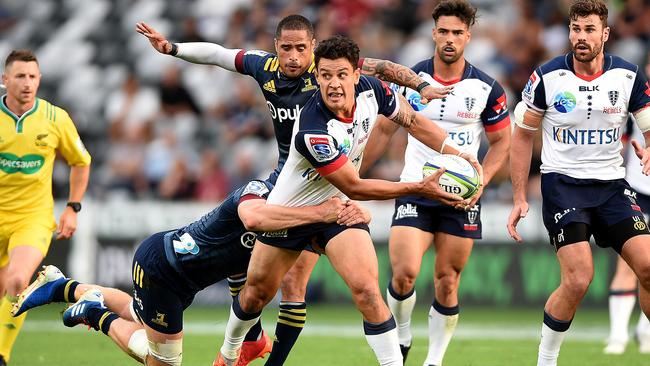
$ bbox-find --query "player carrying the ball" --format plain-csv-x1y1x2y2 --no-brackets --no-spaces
507,1,650,365
361,1,510,364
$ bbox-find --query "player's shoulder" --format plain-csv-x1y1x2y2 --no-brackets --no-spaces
464,62,499,88
411,58,433,74
36,98,70,124
243,50,280,72
355,75,390,96
298,92,330,127
537,53,572,76
604,53,639,74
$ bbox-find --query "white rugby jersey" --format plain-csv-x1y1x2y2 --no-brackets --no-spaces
396,59,510,182
522,53,650,179
266,75,399,206
625,119,650,196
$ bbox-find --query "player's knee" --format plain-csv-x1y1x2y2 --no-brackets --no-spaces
435,270,461,295
127,329,147,362
240,286,274,312
5,273,30,295
636,264,650,291
280,273,308,301
349,282,381,308
391,268,418,294
563,272,592,297
146,338,183,366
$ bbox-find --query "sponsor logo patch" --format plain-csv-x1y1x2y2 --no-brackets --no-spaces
395,203,418,220
0,153,45,174
552,91,577,113
242,180,269,197
305,134,338,162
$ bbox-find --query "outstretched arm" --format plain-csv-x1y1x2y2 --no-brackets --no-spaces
360,58,451,103
136,22,240,71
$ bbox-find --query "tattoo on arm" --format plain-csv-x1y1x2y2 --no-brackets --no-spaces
361,58,422,90
390,93,416,128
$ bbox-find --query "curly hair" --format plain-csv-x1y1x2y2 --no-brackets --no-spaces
314,35,360,69
569,0,608,27
431,0,477,28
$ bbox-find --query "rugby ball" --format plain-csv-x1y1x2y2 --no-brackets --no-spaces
422,154,480,199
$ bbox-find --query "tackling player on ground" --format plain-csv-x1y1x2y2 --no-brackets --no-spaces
214,35,481,366
507,1,650,365
361,1,510,364
0,50,91,366
12,180,370,366
137,15,452,366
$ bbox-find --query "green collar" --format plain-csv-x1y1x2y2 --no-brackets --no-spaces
1,95,40,133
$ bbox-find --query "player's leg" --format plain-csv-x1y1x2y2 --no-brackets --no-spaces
604,256,638,354
424,232,473,366
326,228,401,366
619,234,650,323
142,325,183,366
538,238,594,366
218,241,300,363
265,250,319,366
387,226,432,360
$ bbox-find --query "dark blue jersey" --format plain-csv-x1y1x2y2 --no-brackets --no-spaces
235,50,319,178
163,180,273,290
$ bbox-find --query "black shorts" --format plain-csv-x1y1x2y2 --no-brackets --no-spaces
541,173,649,252
391,196,481,239
131,231,197,334
257,222,370,252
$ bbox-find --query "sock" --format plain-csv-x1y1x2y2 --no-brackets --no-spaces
83,305,118,335
244,319,263,342
54,279,80,303
386,281,416,348
265,302,306,366
228,276,247,298
537,311,572,366
363,316,402,366
221,294,261,360
424,299,459,366
608,290,636,343
0,295,26,362
637,311,650,335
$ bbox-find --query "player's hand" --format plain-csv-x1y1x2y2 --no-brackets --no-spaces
419,85,453,104
321,197,347,223
337,200,372,226
136,22,172,54
631,139,650,175
420,168,465,206
507,200,529,243
56,208,78,240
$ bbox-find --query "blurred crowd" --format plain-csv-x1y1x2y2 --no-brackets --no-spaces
0,0,648,202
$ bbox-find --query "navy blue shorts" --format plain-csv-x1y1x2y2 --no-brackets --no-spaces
541,173,649,250
131,231,197,334
257,222,370,252
391,196,481,239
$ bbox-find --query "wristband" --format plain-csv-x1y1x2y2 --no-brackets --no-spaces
416,81,430,93
169,42,178,56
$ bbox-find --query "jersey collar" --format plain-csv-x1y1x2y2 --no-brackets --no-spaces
0,95,40,133
566,52,612,81
429,58,472,85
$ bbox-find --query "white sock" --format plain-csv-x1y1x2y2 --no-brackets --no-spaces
386,285,416,347
424,303,459,366
608,293,636,343
637,311,650,335
364,317,403,366
220,305,261,359
537,323,568,366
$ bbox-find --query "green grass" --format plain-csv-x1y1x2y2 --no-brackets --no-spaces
9,304,650,365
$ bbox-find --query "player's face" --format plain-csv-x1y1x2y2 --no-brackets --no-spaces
275,29,315,78
569,15,609,63
316,57,361,115
433,16,471,65
2,61,41,106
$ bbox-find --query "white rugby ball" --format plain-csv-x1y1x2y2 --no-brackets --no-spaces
422,154,480,199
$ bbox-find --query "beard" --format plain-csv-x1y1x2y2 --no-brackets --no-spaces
573,40,603,63
437,47,463,65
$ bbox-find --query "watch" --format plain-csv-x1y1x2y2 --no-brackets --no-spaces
66,201,82,213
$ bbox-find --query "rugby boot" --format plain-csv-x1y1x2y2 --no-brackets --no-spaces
237,331,272,365
12,265,67,317
62,288,106,329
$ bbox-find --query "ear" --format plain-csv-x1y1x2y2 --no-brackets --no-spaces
467,30,472,43
431,27,436,41
603,26,610,43
353,67,361,84
274,38,279,53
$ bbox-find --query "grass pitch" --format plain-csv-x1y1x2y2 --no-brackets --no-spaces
10,304,649,365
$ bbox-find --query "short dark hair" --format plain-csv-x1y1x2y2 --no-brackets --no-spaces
275,14,314,38
314,35,360,69
5,49,38,69
569,0,608,27
431,0,477,28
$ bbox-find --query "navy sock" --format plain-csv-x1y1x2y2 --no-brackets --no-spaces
244,319,263,342
86,307,118,334
227,276,247,298
543,311,572,332
363,315,397,335
432,299,459,316
53,280,79,303
265,302,307,366
387,280,415,300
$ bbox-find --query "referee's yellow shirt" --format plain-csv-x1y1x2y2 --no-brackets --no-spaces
0,96,91,214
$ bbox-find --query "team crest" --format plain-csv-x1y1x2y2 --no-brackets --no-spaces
608,90,619,106
464,97,476,111
301,77,317,93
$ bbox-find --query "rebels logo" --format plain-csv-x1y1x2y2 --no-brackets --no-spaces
267,102,301,123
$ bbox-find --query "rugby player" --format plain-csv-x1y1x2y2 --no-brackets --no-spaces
604,119,650,354
0,50,91,366
214,35,482,366
506,1,650,365
137,14,452,365
360,1,510,364
12,180,370,366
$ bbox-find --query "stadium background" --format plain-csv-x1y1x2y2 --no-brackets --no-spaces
2,0,650,364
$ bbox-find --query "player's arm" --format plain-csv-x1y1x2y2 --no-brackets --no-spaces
238,197,370,231
136,22,240,71
507,102,544,242
359,115,400,175
360,58,451,103
631,107,650,175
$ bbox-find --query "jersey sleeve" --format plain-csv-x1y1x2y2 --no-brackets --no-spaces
238,180,272,203
367,77,399,118
521,68,547,111
629,69,650,113
294,130,348,176
481,81,511,132
55,108,91,166
234,50,276,80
